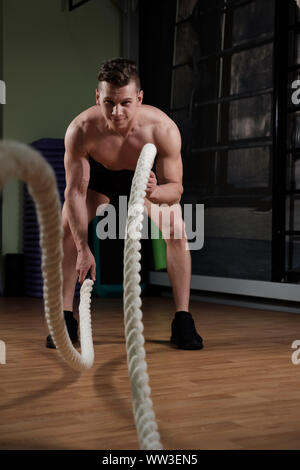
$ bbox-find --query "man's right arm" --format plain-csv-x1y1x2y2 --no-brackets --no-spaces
64,124,95,282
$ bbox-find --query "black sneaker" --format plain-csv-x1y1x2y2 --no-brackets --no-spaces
46,314,79,349
170,311,204,350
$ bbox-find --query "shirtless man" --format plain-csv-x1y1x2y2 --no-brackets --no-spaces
46,58,203,350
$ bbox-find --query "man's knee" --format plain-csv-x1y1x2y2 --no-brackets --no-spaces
164,219,187,243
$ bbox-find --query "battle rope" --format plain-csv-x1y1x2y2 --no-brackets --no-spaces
123,143,162,450
0,140,162,449
0,140,94,371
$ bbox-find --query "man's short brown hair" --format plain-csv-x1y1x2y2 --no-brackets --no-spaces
97,58,141,92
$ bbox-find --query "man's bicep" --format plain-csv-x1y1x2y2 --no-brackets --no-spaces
154,124,183,186
64,128,90,194
155,152,183,186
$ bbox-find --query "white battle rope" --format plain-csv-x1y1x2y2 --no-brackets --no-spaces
123,143,163,450
0,141,94,371
0,140,163,449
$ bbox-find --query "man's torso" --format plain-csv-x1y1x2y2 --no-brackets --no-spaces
68,104,175,170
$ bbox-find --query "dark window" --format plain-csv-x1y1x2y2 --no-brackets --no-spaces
169,0,289,281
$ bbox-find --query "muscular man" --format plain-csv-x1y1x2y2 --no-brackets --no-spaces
46,58,203,350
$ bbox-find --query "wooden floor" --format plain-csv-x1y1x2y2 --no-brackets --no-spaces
0,294,300,450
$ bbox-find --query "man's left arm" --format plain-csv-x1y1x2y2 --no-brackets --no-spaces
146,125,183,205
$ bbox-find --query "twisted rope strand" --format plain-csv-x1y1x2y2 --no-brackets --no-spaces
123,143,163,450
0,141,94,371
0,140,163,449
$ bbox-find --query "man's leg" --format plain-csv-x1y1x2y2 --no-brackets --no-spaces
46,190,110,348
145,199,190,311
145,199,203,350
165,236,191,312
61,203,78,312
46,205,81,348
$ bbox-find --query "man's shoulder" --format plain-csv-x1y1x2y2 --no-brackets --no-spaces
141,104,173,124
67,106,101,134
65,106,102,153
141,104,179,136
140,105,181,155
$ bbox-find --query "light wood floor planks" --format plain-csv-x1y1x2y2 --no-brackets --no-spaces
0,295,300,450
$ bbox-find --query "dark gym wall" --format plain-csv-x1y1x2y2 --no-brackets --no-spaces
0,0,2,139
0,0,122,294
0,0,3,292
139,0,177,115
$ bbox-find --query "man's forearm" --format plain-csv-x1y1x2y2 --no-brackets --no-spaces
150,183,183,205
65,193,89,251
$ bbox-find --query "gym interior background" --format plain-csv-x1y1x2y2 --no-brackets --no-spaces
1,0,300,307
1,0,300,451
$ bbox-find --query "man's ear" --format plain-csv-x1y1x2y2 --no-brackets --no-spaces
96,88,100,105
138,89,143,105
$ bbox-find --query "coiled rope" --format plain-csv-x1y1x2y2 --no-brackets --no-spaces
0,140,162,449
123,143,162,450
0,140,94,371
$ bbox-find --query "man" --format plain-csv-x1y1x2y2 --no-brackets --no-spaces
46,58,203,350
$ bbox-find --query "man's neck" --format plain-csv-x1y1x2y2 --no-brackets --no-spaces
109,117,138,139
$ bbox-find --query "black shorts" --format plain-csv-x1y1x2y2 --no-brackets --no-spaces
88,156,135,201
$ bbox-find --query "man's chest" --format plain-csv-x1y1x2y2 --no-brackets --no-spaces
88,131,155,171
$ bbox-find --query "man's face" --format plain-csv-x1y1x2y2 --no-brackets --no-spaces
96,80,143,130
